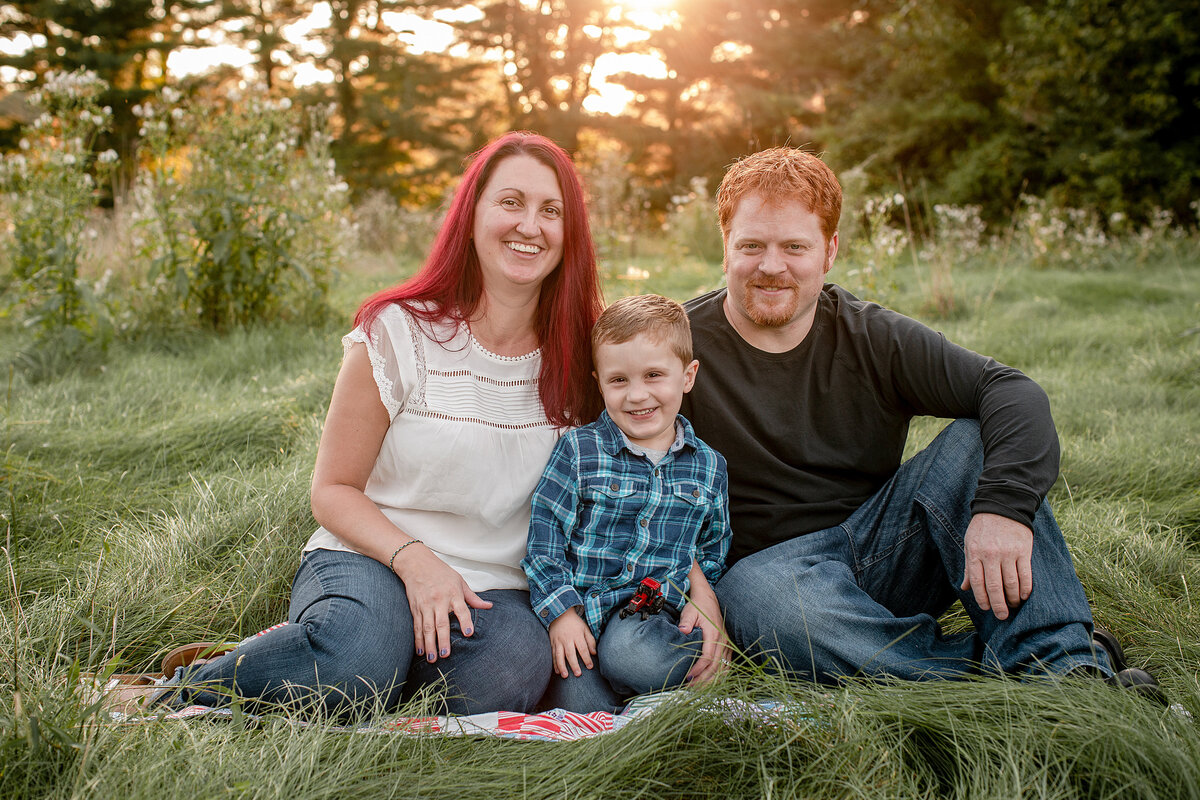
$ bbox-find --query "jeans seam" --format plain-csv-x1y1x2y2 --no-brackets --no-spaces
914,490,963,552
851,519,925,578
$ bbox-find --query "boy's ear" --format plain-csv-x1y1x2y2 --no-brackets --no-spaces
682,359,700,393
592,370,599,385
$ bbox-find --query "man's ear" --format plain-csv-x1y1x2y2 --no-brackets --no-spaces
824,231,839,274
682,359,700,393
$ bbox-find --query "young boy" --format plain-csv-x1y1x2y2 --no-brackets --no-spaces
523,294,730,711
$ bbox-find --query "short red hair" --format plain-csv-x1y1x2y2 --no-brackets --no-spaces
356,132,603,427
717,147,842,243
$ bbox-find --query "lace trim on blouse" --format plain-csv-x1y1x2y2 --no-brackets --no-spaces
405,308,428,408
469,329,541,363
343,327,402,420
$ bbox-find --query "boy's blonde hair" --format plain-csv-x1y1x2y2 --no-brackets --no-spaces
591,294,693,365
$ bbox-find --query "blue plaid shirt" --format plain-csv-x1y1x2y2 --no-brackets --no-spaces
523,410,730,636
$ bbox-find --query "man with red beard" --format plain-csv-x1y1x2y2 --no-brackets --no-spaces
680,147,1161,697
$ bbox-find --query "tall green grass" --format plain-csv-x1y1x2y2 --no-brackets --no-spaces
2,241,1198,799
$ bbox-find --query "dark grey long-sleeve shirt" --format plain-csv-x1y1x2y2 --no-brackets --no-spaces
682,285,1060,564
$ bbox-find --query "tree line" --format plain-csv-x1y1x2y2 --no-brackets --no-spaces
3,0,1197,223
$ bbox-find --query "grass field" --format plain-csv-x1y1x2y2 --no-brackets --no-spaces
2,237,1198,798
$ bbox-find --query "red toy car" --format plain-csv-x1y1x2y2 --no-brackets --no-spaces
619,577,666,620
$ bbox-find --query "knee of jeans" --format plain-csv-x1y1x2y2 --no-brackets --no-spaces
437,595,552,714
718,558,805,634
725,559,860,651
598,618,698,695
302,602,413,692
936,419,984,466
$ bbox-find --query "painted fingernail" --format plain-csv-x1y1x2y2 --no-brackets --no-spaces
439,647,448,657
463,628,473,636
416,648,423,656
427,653,435,662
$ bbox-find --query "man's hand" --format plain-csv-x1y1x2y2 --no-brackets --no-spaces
679,561,730,684
960,513,1034,621
548,608,597,678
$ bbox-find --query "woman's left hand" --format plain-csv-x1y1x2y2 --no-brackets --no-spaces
394,544,493,663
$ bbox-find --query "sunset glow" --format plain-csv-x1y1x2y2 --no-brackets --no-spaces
7,1,677,116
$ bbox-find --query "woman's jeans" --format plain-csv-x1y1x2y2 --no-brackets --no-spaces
170,549,551,716
539,606,703,714
717,419,1110,683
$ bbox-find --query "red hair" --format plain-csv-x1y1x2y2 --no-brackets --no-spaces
355,131,603,428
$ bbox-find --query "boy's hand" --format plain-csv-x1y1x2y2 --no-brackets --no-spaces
679,564,730,684
548,608,597,678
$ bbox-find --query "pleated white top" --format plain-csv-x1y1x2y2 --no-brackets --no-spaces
304,302,562,591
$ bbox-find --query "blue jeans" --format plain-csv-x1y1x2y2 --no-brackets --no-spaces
538,607,703,713
170,549,551,716
716,419,1109,683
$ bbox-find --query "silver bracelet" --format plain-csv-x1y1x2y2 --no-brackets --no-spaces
388,539,421,575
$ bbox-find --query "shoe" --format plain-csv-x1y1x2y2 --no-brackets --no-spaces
1091,625,1128,671
161,642,237,679
1092,625,1168,707
1108,667,1169,706
79,671,167,715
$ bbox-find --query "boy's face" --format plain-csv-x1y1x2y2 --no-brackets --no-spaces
593,332,699,452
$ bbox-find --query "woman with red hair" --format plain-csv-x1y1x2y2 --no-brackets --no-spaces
141,132,604,716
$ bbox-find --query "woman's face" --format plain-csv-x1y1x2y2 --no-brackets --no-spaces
472,154,566,297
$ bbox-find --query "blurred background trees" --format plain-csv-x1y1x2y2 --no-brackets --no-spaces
1,0,1197,223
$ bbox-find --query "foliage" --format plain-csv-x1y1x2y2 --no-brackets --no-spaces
444,0,623,153
213,0,309,91
304,0,482,201
0,0,224,164
576,136,653,267
816,0,1200,223
840,192,909,304
0,69,118,342
1000,0,1200,220
130,88,351,329
3,0,1200,225
349,189,440,256
663,176,724,265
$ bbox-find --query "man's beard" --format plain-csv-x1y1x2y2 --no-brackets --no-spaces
738,279,800,328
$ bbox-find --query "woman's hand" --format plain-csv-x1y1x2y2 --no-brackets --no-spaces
548,608,596,678
679,562,730,684
392,544,493,662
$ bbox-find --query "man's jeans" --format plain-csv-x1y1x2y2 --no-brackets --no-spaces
539,606,703,713
716,419,1109,682
171,548,551,716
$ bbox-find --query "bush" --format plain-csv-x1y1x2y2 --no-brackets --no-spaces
0,69,118,342
130,89,351,330
664,177,724,265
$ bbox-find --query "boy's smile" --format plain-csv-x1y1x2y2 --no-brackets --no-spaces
593,332,699,452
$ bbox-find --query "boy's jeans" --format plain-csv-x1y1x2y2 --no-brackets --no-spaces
171,549,551,716
539,607,703,713
717,419,1110,682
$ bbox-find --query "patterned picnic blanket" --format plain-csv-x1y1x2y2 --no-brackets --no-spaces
110,622,809,739
118,691,797,741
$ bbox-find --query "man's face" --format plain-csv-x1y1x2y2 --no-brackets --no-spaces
723,193,838,340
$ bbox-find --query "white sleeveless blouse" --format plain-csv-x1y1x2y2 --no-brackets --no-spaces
303,303,562,592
